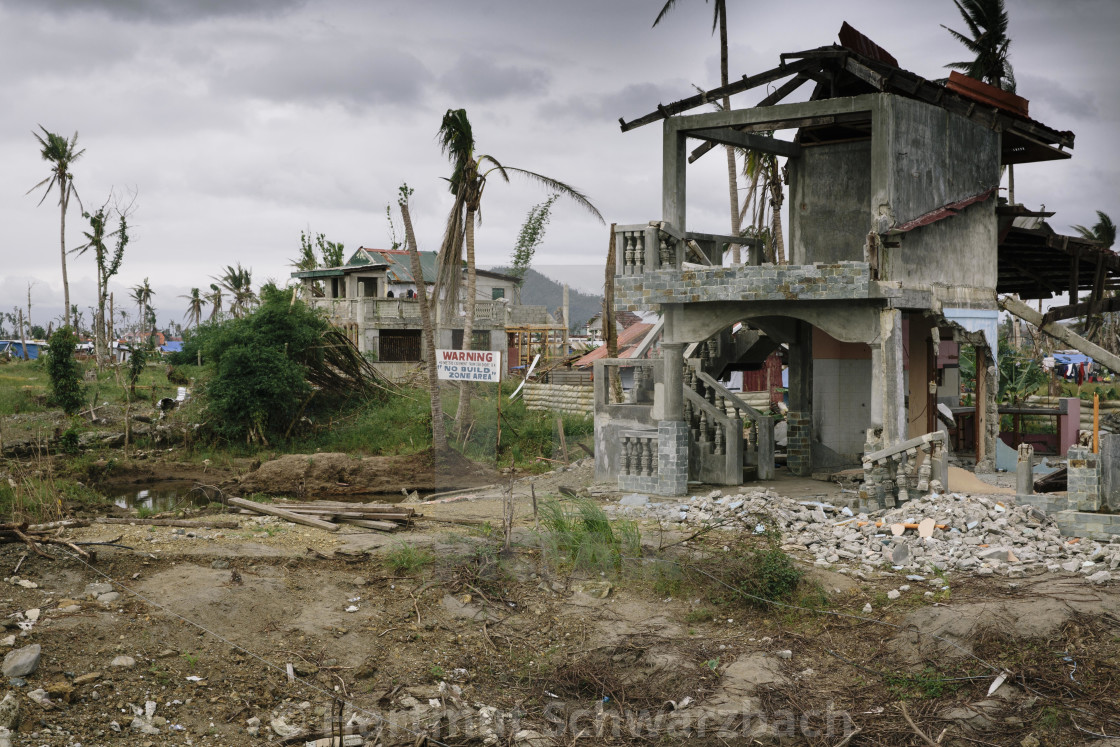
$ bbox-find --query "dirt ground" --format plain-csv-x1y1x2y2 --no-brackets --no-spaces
2,457,1120,745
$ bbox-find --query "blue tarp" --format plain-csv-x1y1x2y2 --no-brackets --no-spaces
160,341,184,354
0,341,46,359
1053,352,1092,367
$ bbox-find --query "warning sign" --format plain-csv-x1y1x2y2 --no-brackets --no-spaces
435,349,502,382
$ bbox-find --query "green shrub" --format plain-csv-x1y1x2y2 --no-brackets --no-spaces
538,497,640,572
207,344,309,445
717,546,804,609
46,326,84,414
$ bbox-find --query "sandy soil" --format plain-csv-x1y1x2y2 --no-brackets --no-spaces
2,457,1119,746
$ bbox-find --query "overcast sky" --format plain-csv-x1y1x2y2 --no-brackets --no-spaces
2,0,1116,332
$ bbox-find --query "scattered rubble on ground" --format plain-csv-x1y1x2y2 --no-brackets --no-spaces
612,487,1120,579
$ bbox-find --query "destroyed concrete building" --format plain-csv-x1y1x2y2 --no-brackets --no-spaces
292,247,567,377
594,24,1116,499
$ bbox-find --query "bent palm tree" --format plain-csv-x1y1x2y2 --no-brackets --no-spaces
943,0,1018,202
207,283,223,321
435,108,603,430
28,127,85,329
654,0,742,261
180,288,207,329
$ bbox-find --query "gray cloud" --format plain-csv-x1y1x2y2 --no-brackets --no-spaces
215,40,434,109
0,0,305,23
438,53,551,102
541,81,691,123
1017,73,1100,121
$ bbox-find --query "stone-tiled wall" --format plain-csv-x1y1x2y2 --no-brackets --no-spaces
657,421,689,496
1066,446,1101,511
615,262,871,311
787,411,812,477
1054,510,1120,542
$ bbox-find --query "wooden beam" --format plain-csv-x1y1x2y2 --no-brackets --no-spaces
687,75,811,163
682,128,801,160
1042,297,1120,326
1004,258,1062,295
619,59,820,132
1000,295,1120,373
668,94,878,134
226,496,339,532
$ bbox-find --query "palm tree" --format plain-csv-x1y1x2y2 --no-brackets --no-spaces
180,288,207,329
207,283,223,321
943,0,1016,92
654,0,741,262
214,264,256,319
131,278,156,345
434,108,603,429
398,184,448,455
1074,211,1117,345
27,127,85,329
1074,211,1117,250
943,0,1016,201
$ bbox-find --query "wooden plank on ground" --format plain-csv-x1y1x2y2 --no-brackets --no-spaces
339,518,399,531
226,496,340,532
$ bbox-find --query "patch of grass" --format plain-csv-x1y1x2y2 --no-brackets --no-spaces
384,543,435,574
885,665,966,700
685,607,716,624
136,505,157,519
181,652,198,668
538,497,640,573
429,664,445,681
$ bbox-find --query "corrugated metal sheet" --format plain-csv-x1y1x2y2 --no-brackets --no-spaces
946,71,1028,118
838,22,898,68
892,188,995,233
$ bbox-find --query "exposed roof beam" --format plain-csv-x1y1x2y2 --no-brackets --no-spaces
618,58,821,132
687,74,812,163
669,94,878,134
682,128,801,160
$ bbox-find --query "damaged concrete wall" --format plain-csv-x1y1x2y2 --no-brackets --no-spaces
788,140,871,265
873,95,1000,298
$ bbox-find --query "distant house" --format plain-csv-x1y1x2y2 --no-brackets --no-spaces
292,247,567,375
580,310,646,343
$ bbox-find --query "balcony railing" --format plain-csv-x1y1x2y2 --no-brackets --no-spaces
307,297,558,328
614,221,763,275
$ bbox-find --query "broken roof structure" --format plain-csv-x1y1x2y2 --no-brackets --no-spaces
594,23,1108,499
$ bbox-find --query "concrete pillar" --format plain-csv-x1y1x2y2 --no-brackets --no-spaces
975,344,998,472
562,284,570,353
787,322,813,476
879,309,906,446
662,342,684,421
1016,442,1034,496
662,121,687,232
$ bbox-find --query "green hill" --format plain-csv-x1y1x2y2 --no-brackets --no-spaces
491,267,602,331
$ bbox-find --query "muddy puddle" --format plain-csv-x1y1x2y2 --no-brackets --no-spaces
104,480,212,512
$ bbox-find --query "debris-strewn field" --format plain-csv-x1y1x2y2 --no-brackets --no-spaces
2,457,1119,746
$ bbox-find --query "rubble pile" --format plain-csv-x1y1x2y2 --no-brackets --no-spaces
617,488,1119,580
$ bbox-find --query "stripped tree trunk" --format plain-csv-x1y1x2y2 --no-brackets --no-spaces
400,198,449,454
60,186,72,329
454,208,477,432
603,224,622,402
719,10,740,264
